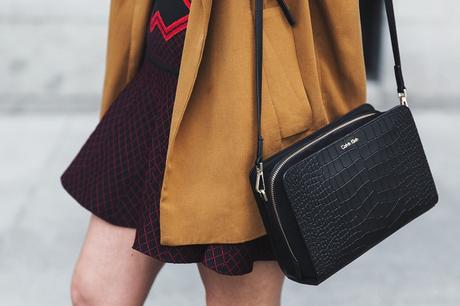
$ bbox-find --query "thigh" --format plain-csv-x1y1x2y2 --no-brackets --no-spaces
72,214,165,306
197,260,285,306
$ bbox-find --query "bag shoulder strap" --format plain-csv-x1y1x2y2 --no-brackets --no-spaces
383,0,407,98
253,0,407,169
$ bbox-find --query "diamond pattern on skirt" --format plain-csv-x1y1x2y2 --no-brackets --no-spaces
60,10,275,275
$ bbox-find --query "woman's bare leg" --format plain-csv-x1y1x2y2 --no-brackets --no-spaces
197,261,285,306
71,214,165,306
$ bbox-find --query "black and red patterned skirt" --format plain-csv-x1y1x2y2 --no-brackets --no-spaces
60,0,276,275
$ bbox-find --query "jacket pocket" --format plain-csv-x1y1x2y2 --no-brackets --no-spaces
262,5,313,139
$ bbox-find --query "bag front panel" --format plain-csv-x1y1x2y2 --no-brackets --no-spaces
282,106,438,280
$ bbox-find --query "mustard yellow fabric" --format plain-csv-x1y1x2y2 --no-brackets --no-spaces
99,0,367,245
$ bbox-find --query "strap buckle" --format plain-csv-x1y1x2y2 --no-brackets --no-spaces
398,88,408,106
255,162,268,202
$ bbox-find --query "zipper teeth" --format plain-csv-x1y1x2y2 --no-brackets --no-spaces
269,112,377,263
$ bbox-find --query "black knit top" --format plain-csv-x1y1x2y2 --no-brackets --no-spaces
144,0,191,75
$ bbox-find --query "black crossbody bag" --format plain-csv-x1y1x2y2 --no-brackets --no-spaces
249,0,439,285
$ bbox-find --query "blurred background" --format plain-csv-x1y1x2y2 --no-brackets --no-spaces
0,0,458,305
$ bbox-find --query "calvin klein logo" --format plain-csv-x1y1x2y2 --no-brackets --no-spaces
341,137,359,150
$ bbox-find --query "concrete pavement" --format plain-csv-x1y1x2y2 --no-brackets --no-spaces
0,109,458,306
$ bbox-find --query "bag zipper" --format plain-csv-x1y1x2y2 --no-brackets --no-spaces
261,112,378,263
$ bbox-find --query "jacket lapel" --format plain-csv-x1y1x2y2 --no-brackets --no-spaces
168,0,213,149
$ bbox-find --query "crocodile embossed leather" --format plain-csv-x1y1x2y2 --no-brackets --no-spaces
248,0,438,284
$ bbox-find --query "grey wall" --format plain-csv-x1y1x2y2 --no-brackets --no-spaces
1,0,459,113
0,0,109,113
375,0,460,108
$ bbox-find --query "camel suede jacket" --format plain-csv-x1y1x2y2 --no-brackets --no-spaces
98,0,367,246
